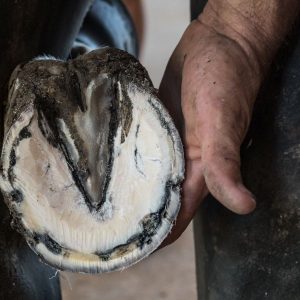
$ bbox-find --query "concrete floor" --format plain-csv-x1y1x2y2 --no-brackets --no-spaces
61,1,197,299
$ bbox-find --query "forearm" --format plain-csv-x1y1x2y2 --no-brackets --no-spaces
198,0,300,76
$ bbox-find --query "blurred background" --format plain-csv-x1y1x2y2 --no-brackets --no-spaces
61,1,196,299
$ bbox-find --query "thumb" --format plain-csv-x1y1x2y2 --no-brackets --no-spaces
202,140,256,215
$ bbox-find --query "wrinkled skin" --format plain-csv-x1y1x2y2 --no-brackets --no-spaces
159,19,262,244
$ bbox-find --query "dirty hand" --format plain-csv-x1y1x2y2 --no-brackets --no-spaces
159,0,300,245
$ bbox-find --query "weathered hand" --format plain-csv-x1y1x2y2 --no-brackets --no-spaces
159,0,300,246
159,17,263,245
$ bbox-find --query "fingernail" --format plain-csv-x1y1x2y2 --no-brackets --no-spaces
249,196,256,206
238,184,257,205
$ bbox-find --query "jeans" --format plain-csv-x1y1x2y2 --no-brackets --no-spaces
191,1,300,299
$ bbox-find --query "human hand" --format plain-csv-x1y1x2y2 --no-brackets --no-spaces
158,0,300,245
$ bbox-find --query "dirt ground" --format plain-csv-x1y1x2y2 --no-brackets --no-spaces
61,1,197,299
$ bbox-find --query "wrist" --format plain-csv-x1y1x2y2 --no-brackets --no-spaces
198,0,300,77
